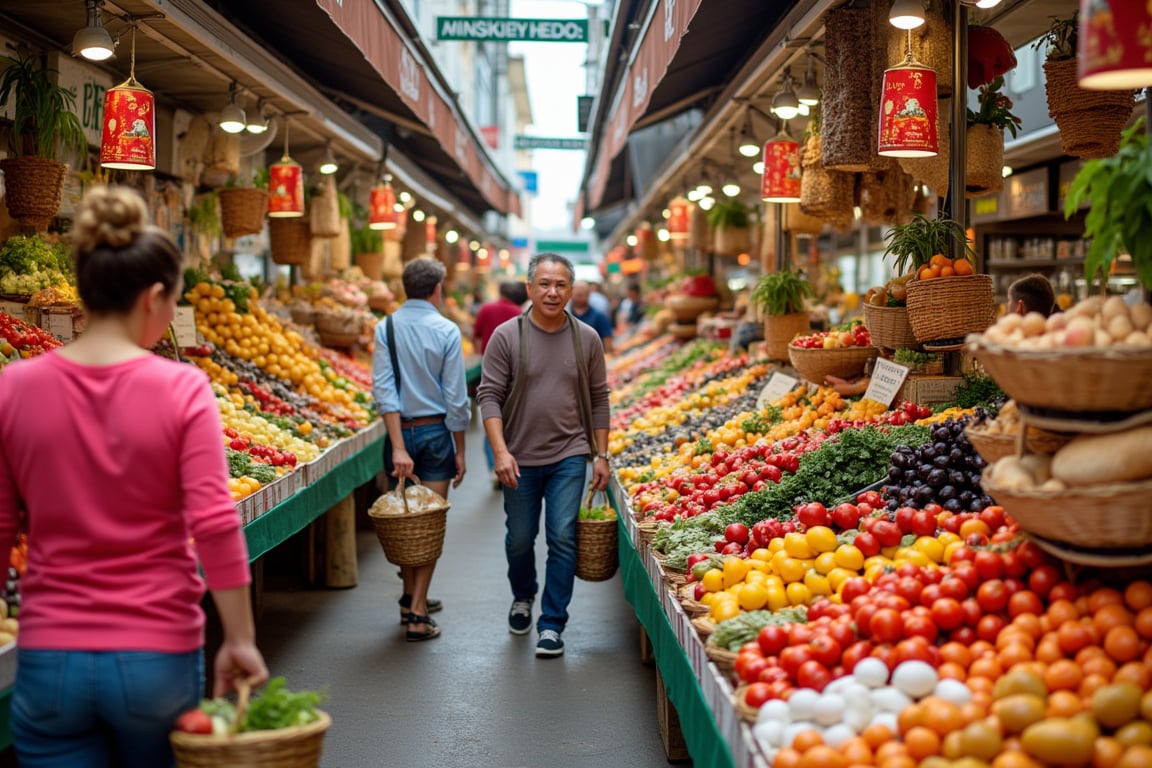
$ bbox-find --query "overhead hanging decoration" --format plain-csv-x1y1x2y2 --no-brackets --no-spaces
878,31,939,158
369,175,398,230
268,118,304,217
1078,0,1152,90
760,131,802,203
100,24,155,170
667,196,690,241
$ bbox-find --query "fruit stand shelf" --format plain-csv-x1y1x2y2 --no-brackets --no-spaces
986,258,1085,269
613,476,766,768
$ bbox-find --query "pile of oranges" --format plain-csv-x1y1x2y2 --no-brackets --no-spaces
917,254,976,281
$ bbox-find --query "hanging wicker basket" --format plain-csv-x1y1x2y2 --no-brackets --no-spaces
763,312,810,362
1044,58,1136,159
268,219,311,266
786,203,825,235
905,274,995,343
0,157,67,231
822,4,884,172
689,205,711,252
966,124,1005,198
860,161,917,226
799,135,856,227
355,252,384,281
575,489,617,582
713,226,751,256
368,477,450,567
309,180,341,239
217,188,268,239
863,303,921,351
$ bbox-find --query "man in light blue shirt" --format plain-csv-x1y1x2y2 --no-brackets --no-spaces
372,257,469,642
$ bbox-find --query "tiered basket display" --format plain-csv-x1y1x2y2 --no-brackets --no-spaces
905,274,995,343
862,303,919,350
787,344,877,385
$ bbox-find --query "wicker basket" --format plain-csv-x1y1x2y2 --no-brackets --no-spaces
355,252,384,281
665,293,719,323
0,156,67,231
788,344,877,386
967,340,1152,414
705,638,740,671
905,274,994,343
714,226,751,256
668,322,698,340
576,490,618,582
732,685,761,724
966,124,1005,198
170,682,330,768
367,478,449,566
964,424,1073,464
677,583,710,618
314,312,359,335
690,616,716,638
316,329,359,349
268,219,311,266
1045,58,1136,159
289,305,314,326
981,475,1152,550
217,188,268,238
763,312,810,361
863,303,920,351
1026,532,1152,568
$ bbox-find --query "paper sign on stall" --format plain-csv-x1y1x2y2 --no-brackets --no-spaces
171,307,198,347
863,358,911,407
757,372,799,409
46,313,73,343
0,302,26,319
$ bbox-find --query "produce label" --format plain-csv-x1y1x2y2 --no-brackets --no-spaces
172,307,198,347
45,313,73,343
863,358,910,407
0,302,26,320
757,372,799,409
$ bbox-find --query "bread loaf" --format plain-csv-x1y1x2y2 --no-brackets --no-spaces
1050,425,1152,485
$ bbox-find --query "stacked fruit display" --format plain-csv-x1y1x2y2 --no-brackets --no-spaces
0,311,61,370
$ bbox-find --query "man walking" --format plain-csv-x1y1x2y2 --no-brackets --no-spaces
373,257,469,642
570,280,614,355
477,253,611,658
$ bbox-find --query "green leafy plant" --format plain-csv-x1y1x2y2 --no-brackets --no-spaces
1064,119,1152,289
348,202,382,255
967,76,1022,139
893,348,940,367
226,168,270,190
187,192,221,239
1033,13,1078,61
705,198,751,230
882,213,974,275
752,269,814,316
0,46,88,160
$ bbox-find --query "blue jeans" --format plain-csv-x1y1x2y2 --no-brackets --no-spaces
12,648,203,768
503,454,587,632
385,422,457,482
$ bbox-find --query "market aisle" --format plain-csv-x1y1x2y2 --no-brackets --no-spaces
254,419,676,768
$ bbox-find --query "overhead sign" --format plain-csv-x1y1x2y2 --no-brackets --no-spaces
517,170,538,194
514,136,586,151
437,17,589,43
577,95,594,133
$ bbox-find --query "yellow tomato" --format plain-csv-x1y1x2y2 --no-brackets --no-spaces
722,557,751,588
814,552,838,575
805,526,838,554
701,568,724,593
710,595,741,622
827,567,857,592
778,557,807,584
766,585,789,611
803,570,832,597
783,532,813,559
739,582,769,611
834,544,865,571
749,548,773,562
786,582,812,606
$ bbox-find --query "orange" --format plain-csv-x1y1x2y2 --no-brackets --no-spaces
1095,604,1135,636
939,266,956,278
1125,582,1152,612
776,747,804,768
1035,639,1064,664
998,629,1037,652
1012,614,1043,640
1058,621,1094,655
1118,745,1152,768
1082,655,1119,681
904,726,942,760
939,661,968,681
1114,661,1152,689
1104,625,1142,663
970,656,1004,681
794,729,826,752
800,745,848,768
941,642,974,669
1045,659,1084,691
929,254,950,268
897,702,926,735
874,742,909,763
876,756,916,768
1135,607,1152,641
1046,689,1084,718
999,643,1034,669
953,258,975,276
919,266,935,281
1094,737,1126,768
1089,588,1127,614
862,724,896,750
1080,673,1112,701
994,750,1042,768
921,698,966,736
1048,601,1081,628
839,737,875,766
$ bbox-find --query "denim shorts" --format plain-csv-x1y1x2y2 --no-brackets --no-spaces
385,421,456,482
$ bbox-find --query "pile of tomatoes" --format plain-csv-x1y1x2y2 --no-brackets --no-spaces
0,311,61,362
790,325,873,350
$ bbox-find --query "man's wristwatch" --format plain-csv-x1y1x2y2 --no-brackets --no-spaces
595,452,611,463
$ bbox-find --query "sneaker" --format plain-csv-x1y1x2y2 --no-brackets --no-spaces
536,629,564,657
508,599,533,635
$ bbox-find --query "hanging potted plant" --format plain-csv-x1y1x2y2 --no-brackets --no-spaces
0,47,89,231
218,168,269,239
752,269,813,361
965,76,1021,198
707,198,751,256
1035,13,1136,159
349,203,385,281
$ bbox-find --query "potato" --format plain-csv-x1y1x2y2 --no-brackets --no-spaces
1101,295,1129,324
1063,317,1095,347
1108,314,1134,341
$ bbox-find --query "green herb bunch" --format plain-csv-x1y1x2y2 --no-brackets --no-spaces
967,76,1022,139
882,214,974,276
752,270,814,317
706,199,751,230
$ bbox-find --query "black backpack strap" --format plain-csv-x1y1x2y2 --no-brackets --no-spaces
386,314,401,398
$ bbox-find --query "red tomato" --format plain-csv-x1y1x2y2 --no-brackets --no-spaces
980,506,1007,530
961,598,985,627
919,583,943,608
1000,551,1027,579
902,613,939,643
176,709,213,735
950,626,977,645
870,644,898,672
796,660,832,692
973,550,1005,580
855,603,880,639
758,626,789,657
796,502,829,528
740,655,771,685
911,511,938,537
831,503,861,530
854,532,881,557
977,613,1007,643
938,574,971,602
1027,565,1062,598
1014,540,1047,569
895,577,925,606
826,618,857,650
873,520,903,548
895,506,917,533
895,637,939,666
759,666,790,685
949,545,976,564
1007,590,1044,618
841,577,871,604
950,564,981,592
744,682,775,709
808,635,842,667
788,622,814,647
930,597,965,630
870,608,904,644
1048,581,1079,603
841,640,874,672
977,580,1008,613
724,523,750,545
779,645,813,677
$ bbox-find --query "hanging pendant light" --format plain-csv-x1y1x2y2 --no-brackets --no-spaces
878,31,939,158
100,25,155,170
761,130,802,203
369,176,398,230
268,118,304,217
1079,0,1152,90
425,214,438,252
667,196,690,241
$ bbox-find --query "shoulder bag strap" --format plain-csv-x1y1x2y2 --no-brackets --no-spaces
386,314,402,398
568,313,597,459
501,309,532,432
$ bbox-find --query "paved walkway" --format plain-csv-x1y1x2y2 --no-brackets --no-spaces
255,421,677,767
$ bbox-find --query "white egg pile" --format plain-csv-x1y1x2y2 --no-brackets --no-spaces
751,660,974,761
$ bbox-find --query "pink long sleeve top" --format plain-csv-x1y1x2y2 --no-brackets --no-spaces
0,352,251,652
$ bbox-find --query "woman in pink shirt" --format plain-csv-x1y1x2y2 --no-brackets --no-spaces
0,187,268,767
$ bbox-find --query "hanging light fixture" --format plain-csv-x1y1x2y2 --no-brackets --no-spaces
319,142,338,175
1079,0,1152,89
738,112,760,157
218,82,246,134
667,196,690,241
760,129,802,203
770,69,802,120
425,214,438,252
100,23,155,170
73,0,116,61
268,118,305,217
796,52,821,106
889,0,926,30
369,174,398,230
877,31,939,157
245,100,269,134
959,0,1002,7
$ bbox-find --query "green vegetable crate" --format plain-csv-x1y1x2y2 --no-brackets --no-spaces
576,488,618,582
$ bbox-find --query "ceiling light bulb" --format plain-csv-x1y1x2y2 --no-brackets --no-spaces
687,189,703,202
445,230,459,244
626,235,638,247
412,209,426,222
219,102,247,134
319,144,338,175
245,105,269,134
73,2,115,61
739,140,761,158
975,0,1002,7
698,197,716,211
722,183,741,197
753,161,764,174
696,183,713,195
580,216,596,230
772,89,801,120
797,55,820,106
889,0,926,30
657,228,670,242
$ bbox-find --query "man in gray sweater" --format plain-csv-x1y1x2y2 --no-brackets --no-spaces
476,253,611,657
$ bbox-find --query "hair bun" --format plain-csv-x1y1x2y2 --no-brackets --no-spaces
73,186,148,252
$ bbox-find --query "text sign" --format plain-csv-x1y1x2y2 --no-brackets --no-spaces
172,307,198,347
757,372,799,410
437,17,589,42
0,302,26,320
46,313,73,343
863,358,911,408
513,136,587,151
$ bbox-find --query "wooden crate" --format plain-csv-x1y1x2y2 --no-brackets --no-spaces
656,668,690,763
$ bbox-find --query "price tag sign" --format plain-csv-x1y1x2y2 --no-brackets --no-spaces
0,302,26,319
46,312,73,343
171,307,198,347
757,372,799,409
863,358,911,407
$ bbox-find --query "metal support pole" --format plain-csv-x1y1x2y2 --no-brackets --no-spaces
949,1,969,260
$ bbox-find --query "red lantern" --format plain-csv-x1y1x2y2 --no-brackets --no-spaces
100,78,155,170
456,242,472,270
761,132,801,203
268,156,304,217
878,59,939,158
425,215,438,249
1079,0,1152,89
369,182,397,230
667,196,690,240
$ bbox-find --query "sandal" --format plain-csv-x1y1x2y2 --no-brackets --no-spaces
399,594,443,624
405,613,441,642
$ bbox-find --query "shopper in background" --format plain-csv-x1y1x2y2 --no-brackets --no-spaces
477,253,611,658
587,280,612,317
472,280,528,488
373,257,469,642
1007,273,1056,317
570,279,615,354
0,186,268,768
616,281,644,328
